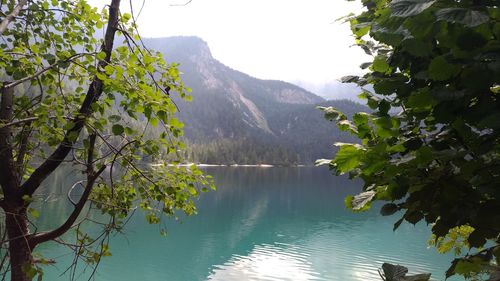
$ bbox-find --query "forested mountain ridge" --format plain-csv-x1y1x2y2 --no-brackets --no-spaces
144,36,366,164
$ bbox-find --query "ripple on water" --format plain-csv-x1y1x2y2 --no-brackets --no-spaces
206,221,457,281
207,243,322,281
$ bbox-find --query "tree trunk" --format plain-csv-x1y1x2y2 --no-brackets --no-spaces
6,209,33,281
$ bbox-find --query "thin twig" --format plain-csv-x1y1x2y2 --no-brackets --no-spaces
170,0,193,6
0,117,37,129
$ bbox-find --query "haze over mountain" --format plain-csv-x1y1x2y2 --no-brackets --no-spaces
294,80,363,101
144,36,367,164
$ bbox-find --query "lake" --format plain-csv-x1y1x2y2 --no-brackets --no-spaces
37,167,462,281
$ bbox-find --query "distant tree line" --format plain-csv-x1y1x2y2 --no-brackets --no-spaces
183,138,300,165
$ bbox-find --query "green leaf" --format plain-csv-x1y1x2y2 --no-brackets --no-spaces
372,56,390,73
338,119,358,134
104,65,114,75
122,13,132,22
145,213,160,224
332,144,365,173
109,115,121,123
402,39,432,57
22,195,33,203
416,146,434,166
456,30,488,51
467,230,486,248
353,112,370,125
436,8,490,27
150,117,159,127
350,191,376,211
453,259,483,276
169,117,184,129
407,89,436,110
390,0,436,17
96,51,106,61
318,106,346,121
380,203,399,216
428,56,460,81
28,208,40,218
111,124,124,135
188,186,197,195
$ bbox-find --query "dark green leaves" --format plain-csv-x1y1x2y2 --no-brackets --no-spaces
390,0,436,17
381,263,408,280
428,56,460,81
402,39,432,57
325,0,500,278
380,203,399,216
111,124,124,135
407,89,436,110
436,8,490,27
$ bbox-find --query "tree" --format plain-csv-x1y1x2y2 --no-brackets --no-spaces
0,0,213,280
319,0,499,279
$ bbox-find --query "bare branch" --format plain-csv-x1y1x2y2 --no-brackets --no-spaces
0,117,37,129
170,0,193,6
29,165,106,247
0,0,28,35
109,139,136,189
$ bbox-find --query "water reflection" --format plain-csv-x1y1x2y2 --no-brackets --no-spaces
37,167,462,281
208,243,320,281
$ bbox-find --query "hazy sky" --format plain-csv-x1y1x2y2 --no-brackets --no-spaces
91,0,368,87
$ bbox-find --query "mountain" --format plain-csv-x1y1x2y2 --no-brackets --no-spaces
144,36,367,165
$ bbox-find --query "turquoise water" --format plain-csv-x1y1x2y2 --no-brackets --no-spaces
37,167,462,281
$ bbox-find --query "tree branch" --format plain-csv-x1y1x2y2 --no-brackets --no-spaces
29,165,106,247
86,133,97,175
0,85,20,204
15,121,33,182
170,0,193,6
4,53,92,90
0,116,37,129
0,0,28,35
20,0,122,198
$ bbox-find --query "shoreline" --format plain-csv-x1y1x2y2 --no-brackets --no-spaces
151,163,312,168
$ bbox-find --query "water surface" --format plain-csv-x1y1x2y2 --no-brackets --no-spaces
38,167,462,281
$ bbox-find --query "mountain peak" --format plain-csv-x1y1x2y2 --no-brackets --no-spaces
145,36,213,61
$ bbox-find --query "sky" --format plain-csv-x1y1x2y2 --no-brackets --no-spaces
90,0,369,93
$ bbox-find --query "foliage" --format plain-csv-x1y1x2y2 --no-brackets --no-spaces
0,0,213,280
320,0,500,278
429,225,475,256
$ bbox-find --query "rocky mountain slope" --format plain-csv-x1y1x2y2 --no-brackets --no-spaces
144,36,366,164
